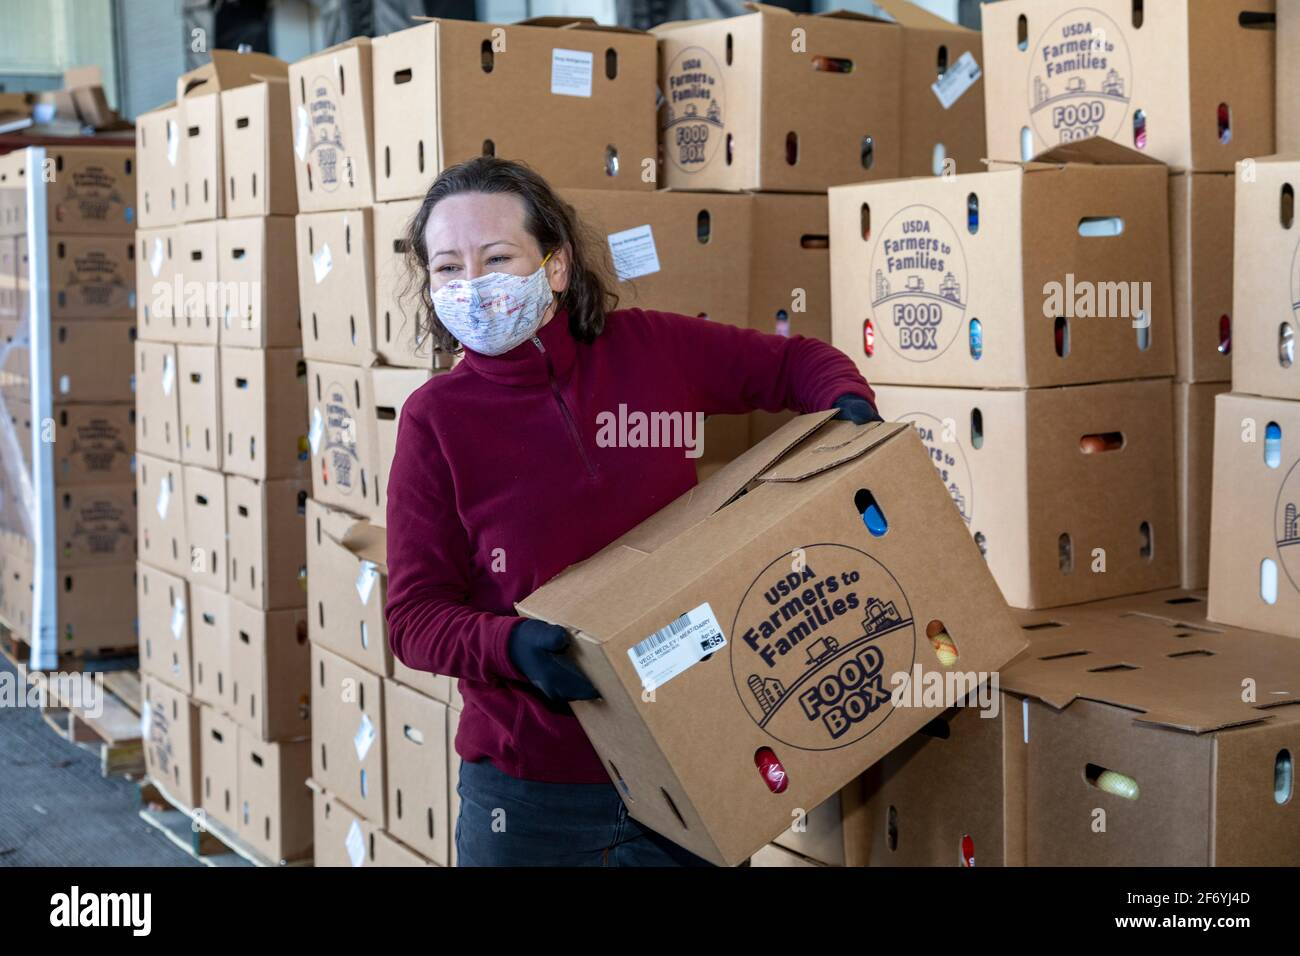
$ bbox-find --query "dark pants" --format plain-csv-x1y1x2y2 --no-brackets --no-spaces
455,758,715,867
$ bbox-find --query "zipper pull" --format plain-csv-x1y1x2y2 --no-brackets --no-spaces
531,335,545,353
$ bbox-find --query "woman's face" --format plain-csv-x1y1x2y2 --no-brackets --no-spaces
424,191,569,325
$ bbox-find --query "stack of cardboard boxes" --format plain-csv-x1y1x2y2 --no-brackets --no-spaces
135,51,317,864
769,0,1296,868
0,145,138,656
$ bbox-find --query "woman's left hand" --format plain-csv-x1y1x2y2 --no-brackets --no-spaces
831,393,883,425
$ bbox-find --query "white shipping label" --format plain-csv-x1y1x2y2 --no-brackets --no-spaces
931,51,982,110
170,598,186,639
141,700,152,738
345,819,366,867
551,48,594,98
628,602,726,692
156,477,171,520
294,105,310,162
161,353,175,396
308,407,324,455
166,119,179,167
149,238,165,277
312,242,333,284
607,224,661,281
356,560,378,605
354,712,376,761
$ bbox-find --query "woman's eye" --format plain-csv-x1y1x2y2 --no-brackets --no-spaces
487,255,509,266
436,263,460,274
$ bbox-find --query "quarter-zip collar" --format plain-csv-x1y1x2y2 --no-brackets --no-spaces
459,306,578,388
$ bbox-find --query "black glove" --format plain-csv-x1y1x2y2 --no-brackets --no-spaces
831,392,882,425
508,619,599,702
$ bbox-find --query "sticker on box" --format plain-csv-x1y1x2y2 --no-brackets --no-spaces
312,243,333,284
356,560,378,605
345,819,366,867
607,224,661,282
354,712,376,761
931,51,982,110
551,49,593,98
628,602,726,692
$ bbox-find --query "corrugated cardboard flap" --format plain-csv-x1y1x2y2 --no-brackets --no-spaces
1030,137,1166,169
871,0,972,32
758,420,905,482
518,15,646,35
1003,624,1300,734
179,50,288,99
319,507,388,570
741,2,891,23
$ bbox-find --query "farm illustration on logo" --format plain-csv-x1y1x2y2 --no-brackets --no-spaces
731,544,916,751
307,75,347,192
661,47,725,174
1278,460,1300,593
1028,10,1132,147
870,205,967,361
899,413,972,523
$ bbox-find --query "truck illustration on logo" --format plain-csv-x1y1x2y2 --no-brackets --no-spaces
805,635,840,665
1278,463,1300,594
1027,10,1133,147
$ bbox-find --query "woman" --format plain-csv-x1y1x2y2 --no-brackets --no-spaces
385,156,879,867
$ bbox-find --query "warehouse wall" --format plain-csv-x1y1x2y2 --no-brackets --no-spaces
0,0,119,102
115,0,185,119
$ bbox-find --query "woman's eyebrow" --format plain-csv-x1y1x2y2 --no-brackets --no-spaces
431,240,516,258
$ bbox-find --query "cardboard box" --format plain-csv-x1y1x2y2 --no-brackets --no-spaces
0,146,136,235
1208,391,1300,637
0,235,18,317
750,843,826,867
24,562,138,654
306,360,378,518
860,698,1025,866
391,656,451,705
1232,156,1300,401
229,598,311,742
311,643,386,824
216,216,299,348
225,475,308,611
190,583,232,711
136,103,183,228
305,498,389,676
1176,382,1229,590
875,0,986,179
517,411,1027,866
135,452,189,577
219,346,308,480
49,235,134,320
135,227,178,341
237,727,313,862
290,39,376,213
1281,0,1300,153
383,679,450,865
176,50,288,222
221,79,297,219
447,704,461,867
295,209,375,365
1002,619,1300,865
4,397,134,485
370,368,432,527
872,380,1179,609
199,706,241,833
137,562,191,695
749,192,833,445
0,317,136,403
310,785,434,866
829,140,1174,388
172,221,220,345
371,198,453,369
1170,171,1233,383
135,341,180,460
770,782,859,866
373,17,656,202
54,483,136,568
656,4,902,193
182,464,227,592
142,674,202,808
982,0,1276,172
177,345,222,468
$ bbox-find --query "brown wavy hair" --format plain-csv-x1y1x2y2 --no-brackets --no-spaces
402,156,618,354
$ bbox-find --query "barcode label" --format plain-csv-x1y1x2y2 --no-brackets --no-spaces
628,602,726,692
932,51,982,110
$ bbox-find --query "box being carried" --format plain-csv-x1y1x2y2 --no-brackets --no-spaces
981,0,1276,173
830,138,1173,389
517,411,1026,866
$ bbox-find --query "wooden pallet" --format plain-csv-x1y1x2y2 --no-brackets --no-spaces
139,779,312,868
0,626,137,676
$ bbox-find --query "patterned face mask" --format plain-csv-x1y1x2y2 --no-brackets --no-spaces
431,251,555,356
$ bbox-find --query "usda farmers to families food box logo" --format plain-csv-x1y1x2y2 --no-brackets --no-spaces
1277,459,1300,593
661,47,725,174
309,379,361,497
731,545,916,751
898,413,973,524
1028,9,1132,146
870,205,968,361
299,74,347,192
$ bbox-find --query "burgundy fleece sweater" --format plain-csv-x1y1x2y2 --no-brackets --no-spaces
384,307,873,784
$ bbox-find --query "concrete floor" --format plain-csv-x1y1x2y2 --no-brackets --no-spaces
0,654,198,867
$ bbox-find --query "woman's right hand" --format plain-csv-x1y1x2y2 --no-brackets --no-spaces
508,619,600,702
